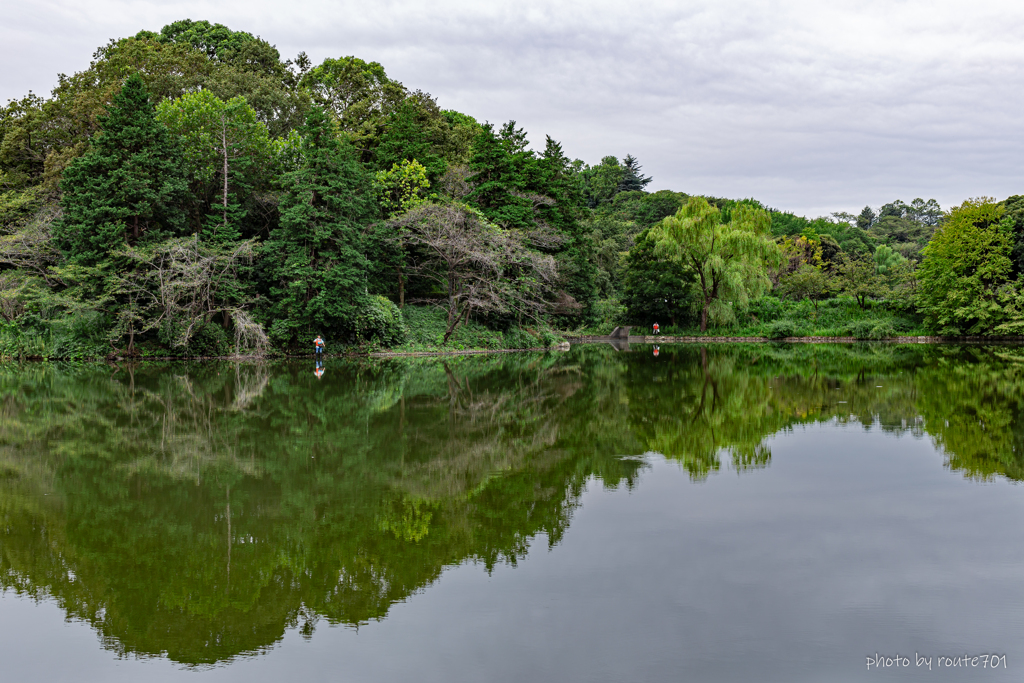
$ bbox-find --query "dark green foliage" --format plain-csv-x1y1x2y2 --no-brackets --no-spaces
262,107,375,345
372,95,448,181
140,19,287,79
399,305,510,350
7,19,1024,354
622,228,695,326
617,154,652,193
857,206,875,230
466,123,597,317
356,295,406,347
867,199,941,261
771,210,876,257
1003,194,1024,277
466,122,535,229
55,74,187,265
767,319,801,338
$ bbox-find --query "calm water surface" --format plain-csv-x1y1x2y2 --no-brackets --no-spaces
2,343,1023,681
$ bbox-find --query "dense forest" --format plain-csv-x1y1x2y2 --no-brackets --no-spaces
3,19,1024,358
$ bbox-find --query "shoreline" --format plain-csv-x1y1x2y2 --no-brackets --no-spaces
568,334,1024,345
7,335,1024,363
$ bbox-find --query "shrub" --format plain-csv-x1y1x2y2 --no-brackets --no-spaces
846,318,896,340
748,296,785,324
357,295,406,348
867,321,896,340
767,319,801,339
502,327,535,349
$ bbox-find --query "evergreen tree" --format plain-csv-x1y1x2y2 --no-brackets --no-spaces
465,121,535,229
617,154,652,193
535,135,597,314
263,106,375,345
56,73,187,266
373,96,446,182
856,205,876,231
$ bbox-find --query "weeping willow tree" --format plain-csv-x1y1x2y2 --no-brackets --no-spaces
650,197,781,331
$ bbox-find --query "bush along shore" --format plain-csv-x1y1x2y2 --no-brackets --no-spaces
6,20,1024,361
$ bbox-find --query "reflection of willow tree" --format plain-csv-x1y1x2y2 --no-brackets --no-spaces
628,344,934,480
628,348,779,479
0,352,643,664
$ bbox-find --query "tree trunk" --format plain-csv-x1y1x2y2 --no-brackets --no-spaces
398,270,405,308
133,215,139,244
222,114,229,229
442,305,470,344
700,302,709,332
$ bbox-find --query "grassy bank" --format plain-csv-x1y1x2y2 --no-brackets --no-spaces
392,306,564,352
0,305,567,361
566,296,927,341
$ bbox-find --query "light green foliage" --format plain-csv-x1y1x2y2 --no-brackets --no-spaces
834,255,884,309
439,110,482,166
579,156,625,207
775,263,833,317
374,159,431,217
300,56,407,148
156,91,274,240
873,243,907,274
650,197,781,331
916,198,1011,334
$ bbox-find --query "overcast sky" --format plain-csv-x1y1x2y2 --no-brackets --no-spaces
4,0,1024,216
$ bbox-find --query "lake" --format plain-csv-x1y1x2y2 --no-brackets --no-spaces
1,343,1022,682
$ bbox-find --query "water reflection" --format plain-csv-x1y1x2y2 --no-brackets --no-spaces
1,344,1022,665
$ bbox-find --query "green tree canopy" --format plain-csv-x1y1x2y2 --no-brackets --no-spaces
156,91,275,242
917,198,1010,334
299,56,407,150
649,197,780,331
56,73,187,265
262,106,375,344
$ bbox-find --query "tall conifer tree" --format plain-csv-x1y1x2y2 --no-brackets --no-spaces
57,73,187,265
263,106,374,344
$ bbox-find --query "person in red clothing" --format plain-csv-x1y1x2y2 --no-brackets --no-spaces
653,345,660,357
653,322,660,335
314,335,325,359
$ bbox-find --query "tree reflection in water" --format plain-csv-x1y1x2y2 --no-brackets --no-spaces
1,343,1022,664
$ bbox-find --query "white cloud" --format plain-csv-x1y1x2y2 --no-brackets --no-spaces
3,0,1024,214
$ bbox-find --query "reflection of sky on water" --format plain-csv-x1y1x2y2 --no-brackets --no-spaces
4,424,1022,682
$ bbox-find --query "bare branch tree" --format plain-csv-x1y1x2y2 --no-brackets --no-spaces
0,204,64,285
111,236,269,354
390,203,558,343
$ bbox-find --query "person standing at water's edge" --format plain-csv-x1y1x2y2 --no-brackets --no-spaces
653,322,660,335
314,335,325,358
